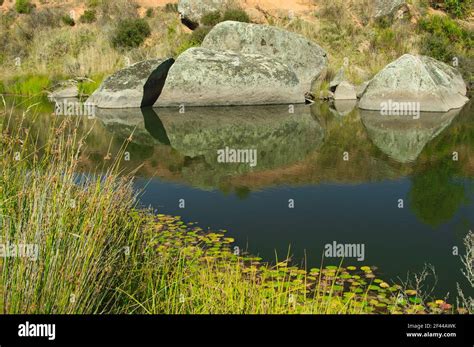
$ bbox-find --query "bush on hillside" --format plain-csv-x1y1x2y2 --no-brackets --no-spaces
61,15,76,26
15,0,32,14
421,35,456,62
444,0,472,18
80,10,97,23
201,11,222,26
201,8,250,27
112,18,151,49
222,8,250,23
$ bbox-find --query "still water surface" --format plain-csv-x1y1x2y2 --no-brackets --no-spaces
6,98,474,297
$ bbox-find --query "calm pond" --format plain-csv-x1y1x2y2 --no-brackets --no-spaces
4,97,473,297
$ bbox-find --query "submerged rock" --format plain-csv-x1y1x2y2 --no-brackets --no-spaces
360,108,461,163
87,58,175,109
359,54,469,112
154,47,303,107
201,21,328,94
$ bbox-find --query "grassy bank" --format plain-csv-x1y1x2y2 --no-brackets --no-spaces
0,101,469,314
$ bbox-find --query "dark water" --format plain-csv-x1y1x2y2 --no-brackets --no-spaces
4,98,474,298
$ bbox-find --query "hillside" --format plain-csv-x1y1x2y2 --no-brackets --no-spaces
0,0,472,95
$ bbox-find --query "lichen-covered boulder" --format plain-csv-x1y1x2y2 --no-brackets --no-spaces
154,47,303,107
359,54,469,112
178,0,232,27
87,58,174,109
201,21,328,94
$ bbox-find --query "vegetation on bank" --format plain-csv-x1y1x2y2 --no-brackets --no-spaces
1,102,471,314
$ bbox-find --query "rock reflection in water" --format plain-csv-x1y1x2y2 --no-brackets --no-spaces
360,108,461,163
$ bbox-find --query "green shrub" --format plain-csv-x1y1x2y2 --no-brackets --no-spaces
80,9,97,23
61,15,76,26
444,0,472,18
420,35,455,62
418,15,473,64
15,0,32,14
201,11,222,26
146,8,154,18
0,0,4,6
112,18,151,49
222,8,250,23
419,15,468,42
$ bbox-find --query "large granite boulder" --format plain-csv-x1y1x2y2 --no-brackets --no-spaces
87,58,175,109
178,0,232,27
154,47,303,107
201,21,328,94
359,54,469,112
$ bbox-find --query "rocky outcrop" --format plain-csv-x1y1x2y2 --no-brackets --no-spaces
178,0,232,28
359,54,469,112
87,58,175,109
334,81,357,100
154,47,303,107
360,108,461,163
373,0,406,18
201,21,328,94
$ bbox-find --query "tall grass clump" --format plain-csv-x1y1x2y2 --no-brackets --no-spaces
0,101,146,313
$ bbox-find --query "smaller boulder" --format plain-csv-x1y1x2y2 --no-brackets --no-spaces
334,81,357,100
329,67,345,92
178,0,232,28
49,85,78,99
